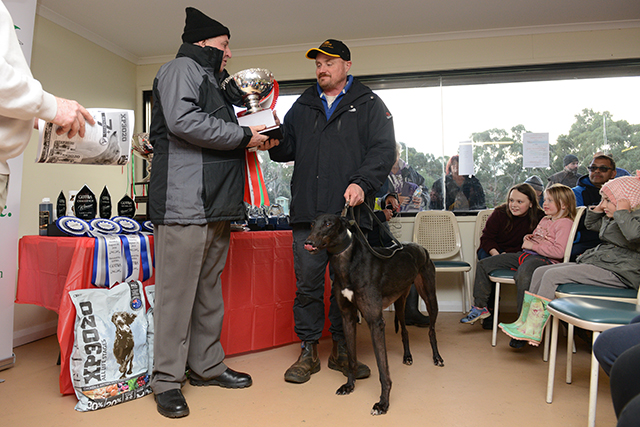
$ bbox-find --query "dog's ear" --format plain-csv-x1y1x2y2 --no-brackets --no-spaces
339,216,356,230
124,312,136,325
111,313,117,323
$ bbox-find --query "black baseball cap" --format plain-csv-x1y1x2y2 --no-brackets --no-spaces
305,39,351,61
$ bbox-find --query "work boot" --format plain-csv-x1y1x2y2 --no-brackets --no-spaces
404,284,430,327
499,291,551,347
284,341,320,383
328,340,371,379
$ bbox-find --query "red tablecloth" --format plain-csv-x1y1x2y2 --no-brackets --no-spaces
16,231,331,395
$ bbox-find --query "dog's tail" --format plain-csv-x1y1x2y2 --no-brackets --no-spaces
394,313,400,334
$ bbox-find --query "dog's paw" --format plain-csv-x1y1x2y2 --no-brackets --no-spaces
433,355,444,367
371,401,389,415
336,383,354,395
403,354,413,365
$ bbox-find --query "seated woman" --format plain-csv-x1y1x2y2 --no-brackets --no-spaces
502,173,640,347
429,155,486,211
461,184,577,348
378,142,429,212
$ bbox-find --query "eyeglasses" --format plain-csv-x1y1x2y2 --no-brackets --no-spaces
588,165,614,173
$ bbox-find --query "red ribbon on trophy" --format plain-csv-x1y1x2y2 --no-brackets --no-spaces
235,77,279,207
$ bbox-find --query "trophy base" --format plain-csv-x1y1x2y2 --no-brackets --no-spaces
259,125,282,140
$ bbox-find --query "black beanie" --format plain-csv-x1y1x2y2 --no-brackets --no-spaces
181,7,230,43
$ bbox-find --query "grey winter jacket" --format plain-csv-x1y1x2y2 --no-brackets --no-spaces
148,43,252,225
577,208,640,289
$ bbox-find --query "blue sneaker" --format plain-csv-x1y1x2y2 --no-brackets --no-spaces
460,306,490,324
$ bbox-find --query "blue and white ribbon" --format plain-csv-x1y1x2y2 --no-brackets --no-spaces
118,234,153,283
92,235,124,288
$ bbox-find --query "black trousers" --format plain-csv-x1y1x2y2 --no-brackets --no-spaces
610,342,640,426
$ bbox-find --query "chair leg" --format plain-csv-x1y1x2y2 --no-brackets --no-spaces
567,323,574,384
464,271,473,313
543,321,551,362
587,331,601,427
546,315,560,403
461,273,468,313
492,282,501,347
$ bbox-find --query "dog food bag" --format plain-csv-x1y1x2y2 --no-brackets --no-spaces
144,285,155,376
69,280,151,411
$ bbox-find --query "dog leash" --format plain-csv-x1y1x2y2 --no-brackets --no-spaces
342,202,404,259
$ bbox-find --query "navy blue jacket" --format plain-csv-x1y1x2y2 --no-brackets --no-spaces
269,78,396,229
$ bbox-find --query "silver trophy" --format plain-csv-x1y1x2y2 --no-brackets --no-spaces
222,68,281,141
222,68,275,114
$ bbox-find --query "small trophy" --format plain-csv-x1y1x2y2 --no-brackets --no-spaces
131,132,153,182
222,68,282,142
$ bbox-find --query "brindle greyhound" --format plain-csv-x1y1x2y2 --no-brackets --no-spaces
304,213,444,415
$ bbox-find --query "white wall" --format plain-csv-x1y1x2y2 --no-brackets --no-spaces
14,20,640,346
13,16,136,346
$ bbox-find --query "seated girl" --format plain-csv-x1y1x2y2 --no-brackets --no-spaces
476,183,545,328
501,172,640,347
461,184,577,348
478,183,545,260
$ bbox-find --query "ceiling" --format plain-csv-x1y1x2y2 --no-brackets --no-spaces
37,0,640,65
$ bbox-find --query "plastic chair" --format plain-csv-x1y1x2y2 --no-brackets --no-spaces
489,206,586,348
413,210,472,312
546,296,640,427
473,209,493,260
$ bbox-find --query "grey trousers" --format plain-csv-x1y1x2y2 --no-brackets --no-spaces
473,252,553,313
529,262,627,300
151,222,231,394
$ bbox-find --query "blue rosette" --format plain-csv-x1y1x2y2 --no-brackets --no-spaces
89,218,122,236
56,216,91,237
141,220,154,233
112,216,141,234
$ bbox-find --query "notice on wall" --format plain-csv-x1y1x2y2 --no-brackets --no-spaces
522,133,549,169
458,141,475,176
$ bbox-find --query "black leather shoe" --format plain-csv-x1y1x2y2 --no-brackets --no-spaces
189,368,252,389
155,389,189,418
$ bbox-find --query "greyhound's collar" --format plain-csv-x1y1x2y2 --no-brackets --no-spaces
328,229,353,255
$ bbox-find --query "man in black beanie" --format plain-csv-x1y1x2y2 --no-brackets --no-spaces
148,7,273,418
546,153,580,188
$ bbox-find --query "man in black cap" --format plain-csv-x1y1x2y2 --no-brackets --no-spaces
148,7,271,418
546,154,581,188
269,39,396,384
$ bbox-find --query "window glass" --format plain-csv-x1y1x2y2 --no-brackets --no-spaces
261,68,640,215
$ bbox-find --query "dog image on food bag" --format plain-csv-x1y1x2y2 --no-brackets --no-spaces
111,311,136,378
